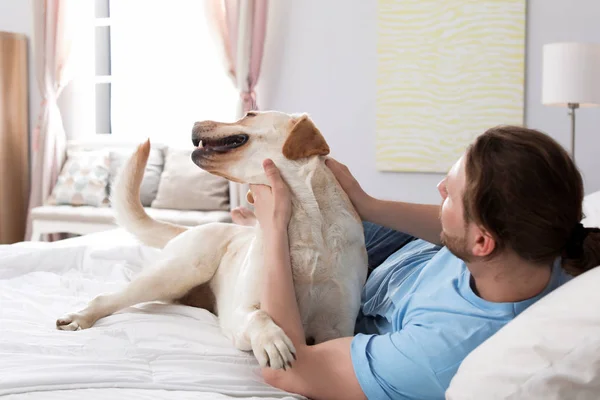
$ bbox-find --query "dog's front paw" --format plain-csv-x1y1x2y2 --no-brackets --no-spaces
56,312,93,331
251,325,296,370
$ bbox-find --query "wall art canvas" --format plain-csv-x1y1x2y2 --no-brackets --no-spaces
376,0,526,172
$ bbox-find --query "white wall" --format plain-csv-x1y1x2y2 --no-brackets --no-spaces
2,0,599,203
258,0,600,204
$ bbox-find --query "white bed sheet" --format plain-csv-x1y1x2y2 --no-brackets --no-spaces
0,229,302,399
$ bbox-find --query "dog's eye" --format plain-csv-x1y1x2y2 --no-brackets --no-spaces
245,112,257,118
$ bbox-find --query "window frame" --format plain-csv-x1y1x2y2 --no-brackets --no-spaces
94,0,112,135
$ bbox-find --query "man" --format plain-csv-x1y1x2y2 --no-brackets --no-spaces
236,126,600,400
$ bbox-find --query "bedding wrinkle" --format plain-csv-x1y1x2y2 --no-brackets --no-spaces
0,231,304,399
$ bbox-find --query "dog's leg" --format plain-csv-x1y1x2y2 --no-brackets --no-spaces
230,307,296,370
56,257,217,331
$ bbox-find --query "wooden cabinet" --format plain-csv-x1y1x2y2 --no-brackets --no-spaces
0,31,29,244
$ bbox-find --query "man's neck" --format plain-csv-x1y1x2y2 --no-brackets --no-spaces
467,252,553,303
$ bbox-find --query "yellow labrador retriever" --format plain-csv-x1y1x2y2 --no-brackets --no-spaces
56,111,368,370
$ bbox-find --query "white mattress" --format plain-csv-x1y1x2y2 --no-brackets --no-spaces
0,229,302,399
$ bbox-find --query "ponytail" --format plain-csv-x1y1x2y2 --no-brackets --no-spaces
562,223,600,276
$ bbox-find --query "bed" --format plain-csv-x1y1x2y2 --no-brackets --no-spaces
0,229,303,400
7,192,600,400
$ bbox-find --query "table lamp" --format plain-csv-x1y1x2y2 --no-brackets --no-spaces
542,42,600,158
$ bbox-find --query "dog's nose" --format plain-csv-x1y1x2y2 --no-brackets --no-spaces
191,122,203,146
191,129,200,147
192,121,218,146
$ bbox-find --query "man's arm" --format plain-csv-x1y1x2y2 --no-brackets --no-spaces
326,159,443,245
361,198,443,245
265,327,448,400
263,338,366,400
260,227,306,347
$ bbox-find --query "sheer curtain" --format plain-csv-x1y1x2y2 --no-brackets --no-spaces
206,0,269,209
110,0,237,148
26,0,82,240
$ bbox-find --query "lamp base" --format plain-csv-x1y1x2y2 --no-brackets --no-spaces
568,103,579,159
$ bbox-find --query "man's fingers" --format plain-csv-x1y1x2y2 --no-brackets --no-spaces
325,158,347,173
262,159,286,190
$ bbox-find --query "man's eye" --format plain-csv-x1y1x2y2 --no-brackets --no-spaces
246,112,257,117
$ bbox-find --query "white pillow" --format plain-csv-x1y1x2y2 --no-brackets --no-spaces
582,190,600,228
151,148,230,211
446,267,600,400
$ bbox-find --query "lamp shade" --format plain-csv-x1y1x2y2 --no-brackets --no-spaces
542,42,600,107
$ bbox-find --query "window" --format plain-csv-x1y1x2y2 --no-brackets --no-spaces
93,0,237,146
94,0,111,134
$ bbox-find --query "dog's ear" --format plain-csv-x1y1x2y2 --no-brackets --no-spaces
282,115,330,160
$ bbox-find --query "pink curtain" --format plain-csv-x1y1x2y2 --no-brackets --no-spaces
25,0,77,240
208,0,268,114
207,0,268,209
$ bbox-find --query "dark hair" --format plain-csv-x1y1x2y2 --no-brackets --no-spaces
463,125,600,276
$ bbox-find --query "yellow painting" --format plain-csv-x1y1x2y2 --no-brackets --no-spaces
376,0,526,173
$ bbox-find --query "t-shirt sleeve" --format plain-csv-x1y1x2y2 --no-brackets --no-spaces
351,327,446,400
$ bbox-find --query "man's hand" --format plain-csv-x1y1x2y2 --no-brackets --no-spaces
325,158,373,219
250,159,292,232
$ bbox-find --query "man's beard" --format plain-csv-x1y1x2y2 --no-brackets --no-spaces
441,230,473,263
439,201,473,263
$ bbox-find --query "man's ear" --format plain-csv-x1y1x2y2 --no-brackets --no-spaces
282,115,330,160
472,226,496,258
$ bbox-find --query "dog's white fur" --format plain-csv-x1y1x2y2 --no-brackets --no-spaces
56,111,368,370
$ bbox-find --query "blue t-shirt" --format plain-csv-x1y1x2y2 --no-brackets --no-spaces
350,239,572,400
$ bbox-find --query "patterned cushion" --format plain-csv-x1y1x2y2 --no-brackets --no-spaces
47,151,111,207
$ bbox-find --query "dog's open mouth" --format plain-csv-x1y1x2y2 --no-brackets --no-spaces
192,134,249,153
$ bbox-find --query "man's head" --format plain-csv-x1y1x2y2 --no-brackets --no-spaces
190,111,330,185
438,125,599,275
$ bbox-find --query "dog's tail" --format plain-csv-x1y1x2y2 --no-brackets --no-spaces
111,140,187,248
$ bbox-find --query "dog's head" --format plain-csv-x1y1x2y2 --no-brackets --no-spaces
191,111,330,184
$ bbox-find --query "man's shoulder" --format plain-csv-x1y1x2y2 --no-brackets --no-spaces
350,319,508,398
406,317,507,386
